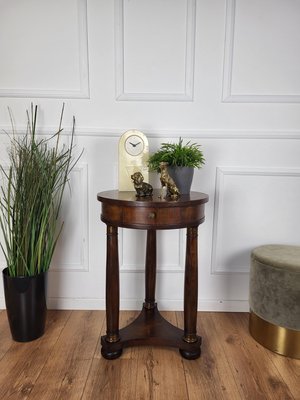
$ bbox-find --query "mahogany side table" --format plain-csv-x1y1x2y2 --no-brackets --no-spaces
97,189,208,360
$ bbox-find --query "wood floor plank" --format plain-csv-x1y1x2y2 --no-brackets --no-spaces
0,310,14,361
82,311,140,400
83,311,189,400
238,312,300,399
267,354,300,399
0,310,297,400
212,312,294,400
176,311,241,400
133,311,189,400
83,357,137,400
27,310,105,400
0,310,71,400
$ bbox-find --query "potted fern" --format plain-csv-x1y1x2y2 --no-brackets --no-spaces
0,104,80,342
148,137,205,194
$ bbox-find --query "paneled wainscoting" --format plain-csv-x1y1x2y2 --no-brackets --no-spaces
0,310,298,399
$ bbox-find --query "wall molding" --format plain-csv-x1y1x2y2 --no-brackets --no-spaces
47,297,249,312
211,166,300,274
51,163,89,272
0,296,249,311
0,0,90,99
222,0,300,103
2,126,300,140
115,0,196,102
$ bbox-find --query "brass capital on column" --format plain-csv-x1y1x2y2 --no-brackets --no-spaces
182,333,198,344
187,226,198,239
105,333,120,343
107,225,118,236
143,301,157,310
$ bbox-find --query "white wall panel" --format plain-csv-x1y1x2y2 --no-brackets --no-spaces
0,0,89,98
223,0,300,102
212,167,300,273
115,0,196,101
120,230,184,272
51,164,89,272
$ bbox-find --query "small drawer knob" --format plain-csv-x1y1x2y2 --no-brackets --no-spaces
148,212,156,219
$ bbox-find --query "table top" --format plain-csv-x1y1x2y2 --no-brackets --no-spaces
97,190,209,208
98,190,208,229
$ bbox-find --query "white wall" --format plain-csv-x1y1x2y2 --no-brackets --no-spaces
0,0,299,311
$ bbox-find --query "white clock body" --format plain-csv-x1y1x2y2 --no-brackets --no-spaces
118,130,149,191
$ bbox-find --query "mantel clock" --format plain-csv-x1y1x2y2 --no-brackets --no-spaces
118,130,149,191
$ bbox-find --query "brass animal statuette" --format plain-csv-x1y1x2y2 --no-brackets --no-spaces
131,172,153,197
159,162,180,199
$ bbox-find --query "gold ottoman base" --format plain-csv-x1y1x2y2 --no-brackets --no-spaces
249,311,300,359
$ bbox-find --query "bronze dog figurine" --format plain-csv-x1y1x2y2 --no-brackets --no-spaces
131,172,153,197
159,162,180,199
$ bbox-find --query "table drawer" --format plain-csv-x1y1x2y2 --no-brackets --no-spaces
122,206,179,225
122,205,204,228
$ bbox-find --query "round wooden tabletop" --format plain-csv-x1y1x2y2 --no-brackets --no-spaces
97,190,209,230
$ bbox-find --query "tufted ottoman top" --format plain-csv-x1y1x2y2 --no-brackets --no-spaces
252,245,300,272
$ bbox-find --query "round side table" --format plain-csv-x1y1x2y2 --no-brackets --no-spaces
97,190,209,360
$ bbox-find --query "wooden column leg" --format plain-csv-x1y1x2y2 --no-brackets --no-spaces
143,230,157,310
101,225,122,359
180,226,201,359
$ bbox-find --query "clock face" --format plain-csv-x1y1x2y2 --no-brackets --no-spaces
124,135,145,156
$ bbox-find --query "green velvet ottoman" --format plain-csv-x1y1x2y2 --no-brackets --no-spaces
249,245,300,359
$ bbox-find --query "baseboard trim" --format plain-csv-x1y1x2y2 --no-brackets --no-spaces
0,297,249,312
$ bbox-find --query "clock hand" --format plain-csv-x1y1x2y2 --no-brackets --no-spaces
129,141,141,147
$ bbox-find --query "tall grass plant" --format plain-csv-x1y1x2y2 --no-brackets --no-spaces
0,104,80,277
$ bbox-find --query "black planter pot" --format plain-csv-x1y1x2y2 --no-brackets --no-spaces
167,166,194,194
2,267,47,342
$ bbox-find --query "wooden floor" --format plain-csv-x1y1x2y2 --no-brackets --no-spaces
0,310,299,400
